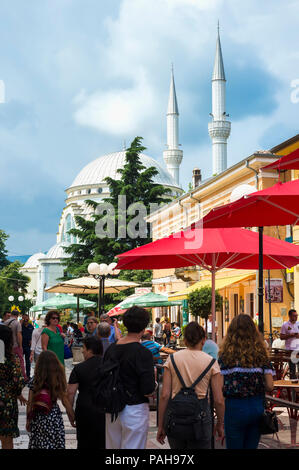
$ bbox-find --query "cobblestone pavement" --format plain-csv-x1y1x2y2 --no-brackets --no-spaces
7,359,299,450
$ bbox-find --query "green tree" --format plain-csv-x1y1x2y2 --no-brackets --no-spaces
64,137,171,285
0,262,33,317
187,287,223,330
0,229,10,270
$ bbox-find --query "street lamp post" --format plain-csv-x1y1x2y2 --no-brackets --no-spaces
88,262,120,317
8,295,24,313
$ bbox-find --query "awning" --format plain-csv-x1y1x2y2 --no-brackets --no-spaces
168,273,255,301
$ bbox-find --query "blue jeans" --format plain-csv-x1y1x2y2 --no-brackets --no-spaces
224,396,264,449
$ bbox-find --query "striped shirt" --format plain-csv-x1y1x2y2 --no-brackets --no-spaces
141,340,163,364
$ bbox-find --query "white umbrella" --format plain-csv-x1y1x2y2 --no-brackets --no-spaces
45,276,139,295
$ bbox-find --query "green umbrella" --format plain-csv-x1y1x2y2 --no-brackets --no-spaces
31,294,97,312
120,292,182,309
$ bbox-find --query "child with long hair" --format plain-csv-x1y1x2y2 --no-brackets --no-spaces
26,351,75,449
219,314,274,449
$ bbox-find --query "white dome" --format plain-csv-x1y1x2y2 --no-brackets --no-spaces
230,184,256,203
22,252,47,269
46,243,71,260
69,151,180,190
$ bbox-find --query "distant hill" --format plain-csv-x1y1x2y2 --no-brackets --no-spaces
7,255,32,265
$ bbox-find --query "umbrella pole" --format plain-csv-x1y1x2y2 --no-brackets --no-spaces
211,268,216,343
258,226,264,335
268,270,273,346
77,295,79,323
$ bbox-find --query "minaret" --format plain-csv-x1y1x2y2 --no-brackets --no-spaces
163,66,183,185
208,23,231,175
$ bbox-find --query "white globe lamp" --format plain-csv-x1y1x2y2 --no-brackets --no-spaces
88,262,101,276
99,264,109,276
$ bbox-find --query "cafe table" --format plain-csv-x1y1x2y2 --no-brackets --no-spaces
273,380,299,446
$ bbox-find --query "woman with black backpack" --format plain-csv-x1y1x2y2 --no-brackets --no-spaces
156,322,225,449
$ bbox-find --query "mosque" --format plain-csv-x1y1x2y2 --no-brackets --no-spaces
21,28,231,305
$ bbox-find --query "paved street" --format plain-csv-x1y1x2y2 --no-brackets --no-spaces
7,358,297,450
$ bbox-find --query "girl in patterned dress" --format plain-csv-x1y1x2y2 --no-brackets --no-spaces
0,325,26,449
26,350,75,449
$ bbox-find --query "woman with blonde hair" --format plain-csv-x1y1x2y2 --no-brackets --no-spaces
218,314,274,449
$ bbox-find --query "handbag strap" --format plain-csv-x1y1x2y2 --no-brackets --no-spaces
170,354,216,389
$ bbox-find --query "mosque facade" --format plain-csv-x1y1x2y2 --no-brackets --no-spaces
20,56,190,304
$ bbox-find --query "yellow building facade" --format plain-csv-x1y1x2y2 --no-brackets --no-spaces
148,135,299,343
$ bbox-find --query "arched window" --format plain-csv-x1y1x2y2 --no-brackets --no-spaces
65,214,72,243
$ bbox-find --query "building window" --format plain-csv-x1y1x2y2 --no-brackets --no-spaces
97,188,103,194
249,293,254,318
233,294,238,317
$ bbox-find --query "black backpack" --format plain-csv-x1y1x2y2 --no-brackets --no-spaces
165,354,216,442
93,358,128,422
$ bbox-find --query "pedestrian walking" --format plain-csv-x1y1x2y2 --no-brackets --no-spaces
207,314,218,341
100,313,122,343
0,325,26,449
4,309,27,380
71,323,83,347
162,318,172,347
203,339,219,360
104,306,155,449
154,317,163,344
0,312,11,323
97,322,111,355
85,316,99,337
67,336,106,449
280,309,299,379
83,311,94,334
26,351,75,449
218,314,274,449
41,310,65,366
157,322,224,449
30,324,45,363
21,314,34,381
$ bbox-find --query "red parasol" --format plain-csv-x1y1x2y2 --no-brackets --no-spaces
202,179,299,333
262,148,299,171
116,227,299,341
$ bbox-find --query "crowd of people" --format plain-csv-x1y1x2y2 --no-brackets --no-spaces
1,307,298,450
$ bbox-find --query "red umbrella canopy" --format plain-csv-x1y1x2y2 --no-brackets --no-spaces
201,179,299,228
262,148,299,171
116,227,299,272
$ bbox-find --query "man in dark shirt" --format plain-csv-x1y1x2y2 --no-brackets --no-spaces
21,313,34,381
68,336,105,449
104,306,155,449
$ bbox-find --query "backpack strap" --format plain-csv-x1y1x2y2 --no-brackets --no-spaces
170,355,216,390
191,358,216,388
170,354,187,388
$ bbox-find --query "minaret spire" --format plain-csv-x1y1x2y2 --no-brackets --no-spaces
163,65,183,185
208,23,231,175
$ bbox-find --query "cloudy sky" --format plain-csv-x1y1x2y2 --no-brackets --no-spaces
1,0,298,256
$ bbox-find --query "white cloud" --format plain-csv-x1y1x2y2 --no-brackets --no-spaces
73,71,158,135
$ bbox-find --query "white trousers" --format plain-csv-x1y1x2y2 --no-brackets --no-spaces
106,403,150,449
